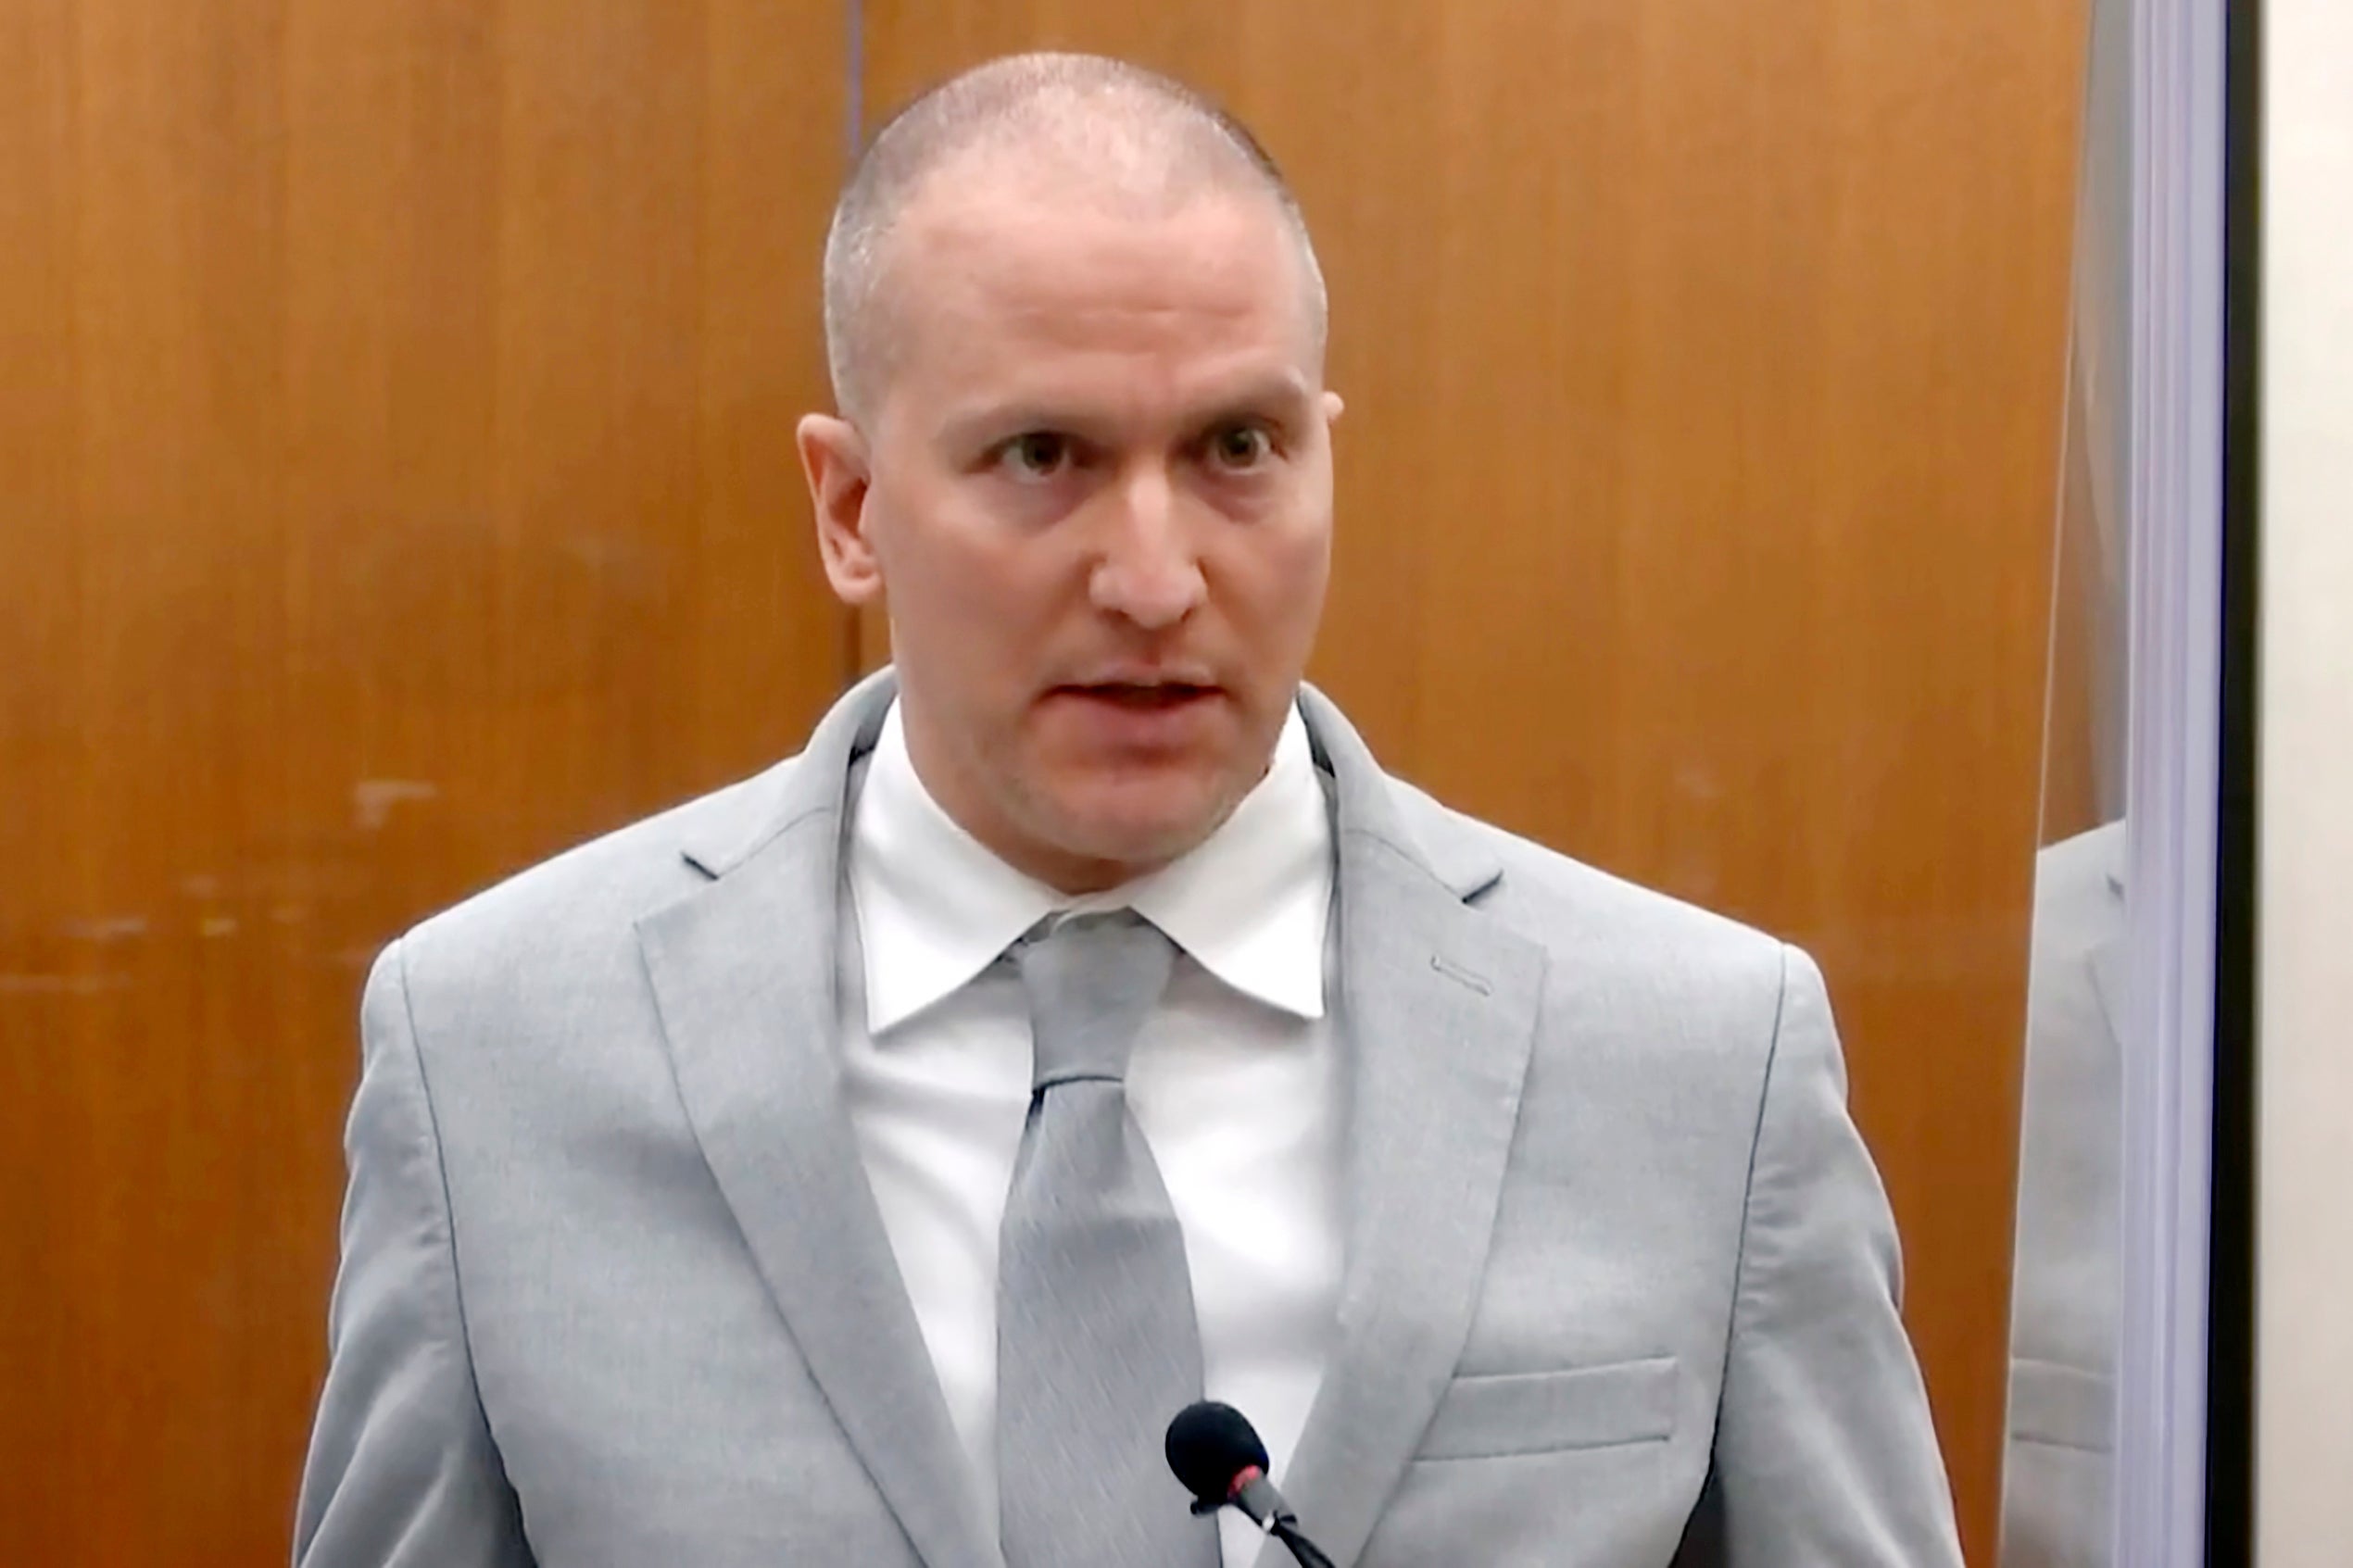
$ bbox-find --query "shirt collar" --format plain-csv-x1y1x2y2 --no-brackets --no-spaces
849,698,1332,1035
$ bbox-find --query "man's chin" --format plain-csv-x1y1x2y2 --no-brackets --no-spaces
1037,790,1242,883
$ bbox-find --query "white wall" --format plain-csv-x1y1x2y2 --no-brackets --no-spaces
2256,0,2353,1561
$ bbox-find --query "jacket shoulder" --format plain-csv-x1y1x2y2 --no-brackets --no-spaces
392,753,805,979
1387,776,1794,996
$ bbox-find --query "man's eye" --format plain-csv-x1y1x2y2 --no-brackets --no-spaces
1207,424,1275,470
998,433,1072,478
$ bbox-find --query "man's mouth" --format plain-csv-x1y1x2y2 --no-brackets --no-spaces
1063,682,1220,708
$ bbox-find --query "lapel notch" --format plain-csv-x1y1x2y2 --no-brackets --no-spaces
1269,691,1547,1568
637,673,1001,1568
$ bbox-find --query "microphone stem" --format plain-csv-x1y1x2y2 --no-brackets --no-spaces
1271,1520,1338,1568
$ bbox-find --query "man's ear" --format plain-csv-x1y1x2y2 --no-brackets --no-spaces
798,414,883,606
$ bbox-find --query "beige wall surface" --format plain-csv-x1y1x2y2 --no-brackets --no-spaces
2256,0,2353,1561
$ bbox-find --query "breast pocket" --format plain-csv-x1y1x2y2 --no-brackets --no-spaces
1417,1355,1678,1461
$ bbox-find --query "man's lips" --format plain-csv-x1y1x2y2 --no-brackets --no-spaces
1042,684,1229,741
1054,682,1221,705
1053,682,1223,709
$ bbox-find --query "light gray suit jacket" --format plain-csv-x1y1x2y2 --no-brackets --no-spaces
296,674,1963,1567
2000,821,2126,1568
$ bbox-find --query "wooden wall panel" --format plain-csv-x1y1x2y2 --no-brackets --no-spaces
0,4,848,1562
862,5,2084,1561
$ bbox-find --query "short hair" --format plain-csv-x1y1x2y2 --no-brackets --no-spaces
821,52,1328,423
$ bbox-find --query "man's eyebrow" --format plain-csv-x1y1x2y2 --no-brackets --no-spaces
934,371,1316,451
1185,373,1315,427
934,403,1107,454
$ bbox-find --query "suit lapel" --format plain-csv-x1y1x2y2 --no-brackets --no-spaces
634,675,1537,1568
636,673,1000,1568
1266,692,1547,1568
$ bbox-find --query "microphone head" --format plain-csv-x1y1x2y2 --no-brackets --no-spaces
1164,1400,1271,1509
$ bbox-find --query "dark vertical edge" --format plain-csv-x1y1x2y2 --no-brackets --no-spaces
2205,0,2261,1562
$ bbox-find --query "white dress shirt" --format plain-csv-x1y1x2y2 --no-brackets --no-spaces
840,698,1342,1568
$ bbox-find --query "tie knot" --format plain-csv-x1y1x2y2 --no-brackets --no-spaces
1013,910,1176,1090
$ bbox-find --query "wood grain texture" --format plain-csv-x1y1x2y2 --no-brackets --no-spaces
0,3,848,1562
2043,18,2132,849
860,5,2086,1559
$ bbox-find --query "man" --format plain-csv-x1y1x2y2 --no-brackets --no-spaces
296,52,1963,1568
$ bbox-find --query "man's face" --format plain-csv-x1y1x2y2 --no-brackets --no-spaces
802,169,1340,893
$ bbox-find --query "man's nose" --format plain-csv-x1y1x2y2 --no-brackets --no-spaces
1088,470,1206,630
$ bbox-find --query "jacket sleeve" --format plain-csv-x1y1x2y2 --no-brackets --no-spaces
1711,945,1966,1566
293,940,535,1568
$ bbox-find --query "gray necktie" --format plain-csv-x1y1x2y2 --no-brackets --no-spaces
997,911,1219,1568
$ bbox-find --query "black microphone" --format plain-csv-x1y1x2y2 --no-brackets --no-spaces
1164,1402,1337,1568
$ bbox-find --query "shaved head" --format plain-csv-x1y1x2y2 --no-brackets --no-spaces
796,52,1345,892
821,52,1328,424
